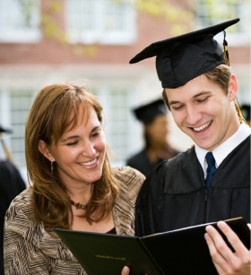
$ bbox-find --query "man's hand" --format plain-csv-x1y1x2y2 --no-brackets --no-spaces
205,221,251,275
121,266,130,275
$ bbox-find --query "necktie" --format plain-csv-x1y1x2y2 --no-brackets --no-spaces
205,152,216,189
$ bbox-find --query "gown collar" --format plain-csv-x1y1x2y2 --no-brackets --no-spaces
195,123,251,178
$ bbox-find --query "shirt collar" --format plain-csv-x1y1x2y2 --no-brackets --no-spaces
195,123,251,177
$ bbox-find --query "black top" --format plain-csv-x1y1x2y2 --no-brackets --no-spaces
135,136,250,237
0,160,26,274
106,227,116,235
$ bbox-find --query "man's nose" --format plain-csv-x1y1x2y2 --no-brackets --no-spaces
185,106,202,126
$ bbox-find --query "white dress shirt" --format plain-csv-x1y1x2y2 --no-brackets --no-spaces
195,123,251,179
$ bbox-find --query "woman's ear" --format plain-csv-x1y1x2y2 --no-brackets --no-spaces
38,140,55,162
228,74,238,101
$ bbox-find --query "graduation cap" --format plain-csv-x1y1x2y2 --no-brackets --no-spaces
133,99,168,124
0,125,12,134
129,18,239,88
0,125,13,161
240,104,251,121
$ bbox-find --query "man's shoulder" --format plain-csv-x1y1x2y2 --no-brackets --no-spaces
155,147,197,171
142,148,200,190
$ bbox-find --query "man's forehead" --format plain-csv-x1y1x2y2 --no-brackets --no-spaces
165,78,215,102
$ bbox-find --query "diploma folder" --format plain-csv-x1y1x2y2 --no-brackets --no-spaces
53,217,250,275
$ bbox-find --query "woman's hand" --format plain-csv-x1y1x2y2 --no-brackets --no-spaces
121,266,130,275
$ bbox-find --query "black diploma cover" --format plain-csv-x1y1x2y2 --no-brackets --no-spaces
54,217,250,275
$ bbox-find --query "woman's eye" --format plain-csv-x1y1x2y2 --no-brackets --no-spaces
67,141,78,146
92,131,100,138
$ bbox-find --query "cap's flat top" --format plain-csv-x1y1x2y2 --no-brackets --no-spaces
129,18,239,64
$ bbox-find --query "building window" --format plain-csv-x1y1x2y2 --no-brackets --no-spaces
0,83,140,170
95,86,139,167
0,89,35,169
0,0,41,43
195,0,250,46
66,0,137,44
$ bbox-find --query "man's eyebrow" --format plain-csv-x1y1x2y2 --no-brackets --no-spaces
169,91,212,106
169,100,181,106
193,91,211,98
61,126,101,142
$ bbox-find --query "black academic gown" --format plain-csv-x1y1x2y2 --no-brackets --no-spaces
0,160,26,274
135,136,250,237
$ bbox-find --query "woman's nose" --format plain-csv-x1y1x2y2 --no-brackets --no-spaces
82,141,96,157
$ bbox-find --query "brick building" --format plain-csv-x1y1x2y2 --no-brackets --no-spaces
0,0,250,181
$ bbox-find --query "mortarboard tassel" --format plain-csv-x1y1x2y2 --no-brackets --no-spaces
235,100,249,126
223,31,230,66
223,31,249,126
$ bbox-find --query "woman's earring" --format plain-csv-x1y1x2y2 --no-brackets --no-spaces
51,162,54,175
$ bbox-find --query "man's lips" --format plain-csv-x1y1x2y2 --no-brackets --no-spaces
191,120,212,132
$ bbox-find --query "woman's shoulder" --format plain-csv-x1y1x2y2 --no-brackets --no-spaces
5,187,35,224
8,186,33,208
112,166,145,194
113,166,145,183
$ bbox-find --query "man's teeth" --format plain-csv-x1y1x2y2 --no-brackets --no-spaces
193,121,212,132
81,158,97,166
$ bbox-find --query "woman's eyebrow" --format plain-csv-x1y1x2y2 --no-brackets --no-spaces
61,126,101,142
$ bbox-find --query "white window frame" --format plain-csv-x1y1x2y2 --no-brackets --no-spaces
195,0,250,46
0,0,41,43
95,85,140,167
65,0,137,45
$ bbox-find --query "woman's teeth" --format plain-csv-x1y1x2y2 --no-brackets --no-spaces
81,158,97,166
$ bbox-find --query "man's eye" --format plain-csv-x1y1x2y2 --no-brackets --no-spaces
198,97,209,103
172,105,183,110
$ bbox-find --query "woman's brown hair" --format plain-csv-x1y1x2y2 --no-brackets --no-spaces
25,81,120,229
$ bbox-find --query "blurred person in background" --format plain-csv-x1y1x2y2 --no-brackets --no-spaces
126,99,180,177
4,81,145,274
240,104,251,126
0,126,26,275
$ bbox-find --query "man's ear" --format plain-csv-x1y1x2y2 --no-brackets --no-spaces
38,140,55,162
228,74,238,101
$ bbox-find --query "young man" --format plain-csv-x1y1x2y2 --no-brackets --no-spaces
122,18,250,275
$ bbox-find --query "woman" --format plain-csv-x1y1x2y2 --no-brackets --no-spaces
4,82,145,274
127,99,180,177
